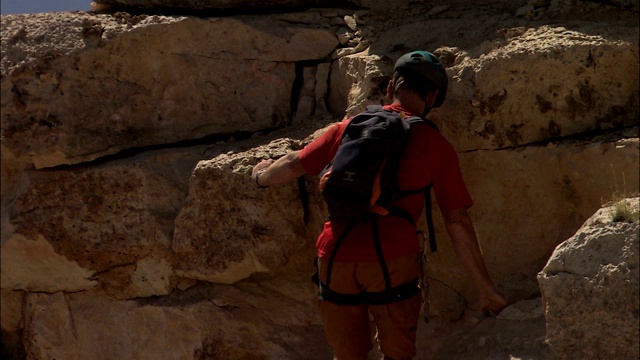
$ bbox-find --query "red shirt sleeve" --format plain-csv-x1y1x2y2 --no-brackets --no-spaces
429,134,473,213
299,121,348,176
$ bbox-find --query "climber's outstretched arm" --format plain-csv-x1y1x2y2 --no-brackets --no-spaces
444,207,508,315
251,151,305,187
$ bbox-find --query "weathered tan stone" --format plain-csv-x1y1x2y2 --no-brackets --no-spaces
10,166,171,268
349,0,413,10
440,25,638,151
22,284,329,360
290,62,334,122
1,234,97,292
496,298,544,321
1,289,26,358
91,0,632,13
328,52,390,118
172,138,319,284
315,62,331,114
426,136,639,313
348,21,639,151
0,145,28,210
5,145,207,298
128,253,175,297
422,300,553,360
92,0,334,11
538,198,639,359
0,145,29,246
96,251,177,299
1,12,337,169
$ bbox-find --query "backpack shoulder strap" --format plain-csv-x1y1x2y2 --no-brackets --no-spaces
424,185,437,252
345,105,390,128
365,104,385,113
406,116,439,131
402,116,439,252
362,106,438,130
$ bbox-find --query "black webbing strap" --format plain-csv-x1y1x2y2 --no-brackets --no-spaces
325,217,393,293
371,218,392,291
324,220,355,289
424,185,437,252
317,184,437,305
392,185,437,253
317,216,420,306
317,277,420,306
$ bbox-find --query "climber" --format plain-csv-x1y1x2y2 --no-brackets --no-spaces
251,50,507,360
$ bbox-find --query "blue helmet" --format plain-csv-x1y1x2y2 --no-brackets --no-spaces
394,50,448,107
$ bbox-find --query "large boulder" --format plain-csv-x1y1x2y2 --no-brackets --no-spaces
1,12,338,169
538,198,640,359
328,52,389,117
171,137,322,284
440,25,638,151
1,145,208,298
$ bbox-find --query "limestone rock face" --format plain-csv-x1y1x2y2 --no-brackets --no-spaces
441,26,638,151
21,284,329,360
92,0,335,11
1,235,97,292
1,12,337,169
339,21,639,151
4,145,208,299
538,198,640,359
328,53,389,117
427,137,639,317
91,0,431,12
171,138,316,284
1,289,26,359
1,3,639,360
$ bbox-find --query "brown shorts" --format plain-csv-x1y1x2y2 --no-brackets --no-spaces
317,253,422,360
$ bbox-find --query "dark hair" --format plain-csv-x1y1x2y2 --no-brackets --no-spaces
392,71,439,99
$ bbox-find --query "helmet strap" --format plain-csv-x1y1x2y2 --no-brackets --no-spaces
420,106,431,118
421,90,438,118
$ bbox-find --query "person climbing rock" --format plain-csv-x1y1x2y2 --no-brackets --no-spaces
251,50,507,360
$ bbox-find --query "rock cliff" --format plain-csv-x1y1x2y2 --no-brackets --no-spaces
1,1,638,359
539,197,639,359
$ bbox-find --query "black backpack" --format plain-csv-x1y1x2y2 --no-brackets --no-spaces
320,105,406,220
318,105,437,252
312,105,438,307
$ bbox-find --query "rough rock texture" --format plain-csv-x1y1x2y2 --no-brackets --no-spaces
91,0,640,12
91,0,447,12
538,198,640,359
440,25,638,151
20,283,330,360
335,21,639,151
422,299,552,360
1,234,97,292
429,135,639,317
92,0,338,12
1,12,337,168
1,1,639,359
171,138,317,284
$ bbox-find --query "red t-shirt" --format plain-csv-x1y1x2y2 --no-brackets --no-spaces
299,104,473,261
